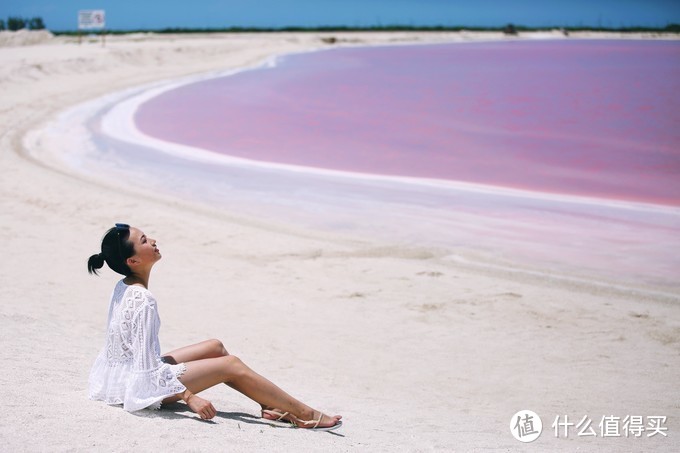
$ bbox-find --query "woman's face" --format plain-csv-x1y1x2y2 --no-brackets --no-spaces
127,227,162,265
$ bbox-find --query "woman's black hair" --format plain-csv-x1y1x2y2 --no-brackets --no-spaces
87,224,135,276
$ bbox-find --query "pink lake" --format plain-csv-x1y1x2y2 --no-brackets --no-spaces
135,40,680,206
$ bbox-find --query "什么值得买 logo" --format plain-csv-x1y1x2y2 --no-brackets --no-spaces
510,410,542,443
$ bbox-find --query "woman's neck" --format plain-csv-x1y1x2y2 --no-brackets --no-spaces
124,273,150,289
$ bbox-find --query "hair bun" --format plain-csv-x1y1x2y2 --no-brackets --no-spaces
87,252,106,275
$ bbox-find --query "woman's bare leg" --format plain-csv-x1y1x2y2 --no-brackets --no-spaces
174,355,341,428
162,339,228,364
163,340,281,417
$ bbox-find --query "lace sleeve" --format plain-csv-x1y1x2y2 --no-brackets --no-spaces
123,295,186,412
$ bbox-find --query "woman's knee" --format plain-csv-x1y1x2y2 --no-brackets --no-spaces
206,339,229,357
219,355,247,381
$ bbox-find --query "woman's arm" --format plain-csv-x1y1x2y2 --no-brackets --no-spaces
124,296,187,411
129,293,216,418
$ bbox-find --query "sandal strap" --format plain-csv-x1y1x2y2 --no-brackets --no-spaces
299,411,322,428
263,409,290,421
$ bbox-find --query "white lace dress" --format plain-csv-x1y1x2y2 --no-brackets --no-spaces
89,280,187,411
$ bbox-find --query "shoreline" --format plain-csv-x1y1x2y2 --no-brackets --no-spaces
108,53,680,213
38,64,680,214
1,31,679,451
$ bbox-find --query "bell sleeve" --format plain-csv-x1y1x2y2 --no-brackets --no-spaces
123,296,187,412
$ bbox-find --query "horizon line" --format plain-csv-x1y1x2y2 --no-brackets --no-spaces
46,23,680,34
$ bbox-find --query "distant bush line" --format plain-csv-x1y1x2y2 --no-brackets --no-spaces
2,19,678,35
55,23,680,35
0,16,46,31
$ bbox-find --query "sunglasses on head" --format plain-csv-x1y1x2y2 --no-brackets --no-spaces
115,223,130,259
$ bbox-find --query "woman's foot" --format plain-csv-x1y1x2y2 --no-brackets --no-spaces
294,410,343,431
262,407,342,430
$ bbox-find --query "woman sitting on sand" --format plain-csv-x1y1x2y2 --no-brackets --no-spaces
87,223,342,431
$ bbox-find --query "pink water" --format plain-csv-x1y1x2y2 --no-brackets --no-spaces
136,40,680,206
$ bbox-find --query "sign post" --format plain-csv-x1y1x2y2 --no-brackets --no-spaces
78,10,106,46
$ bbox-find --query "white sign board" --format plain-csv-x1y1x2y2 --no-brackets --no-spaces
78,10,106,30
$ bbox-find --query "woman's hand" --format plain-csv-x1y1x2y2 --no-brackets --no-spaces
186,394,217,420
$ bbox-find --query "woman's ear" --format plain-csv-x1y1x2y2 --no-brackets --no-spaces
126,256,140,268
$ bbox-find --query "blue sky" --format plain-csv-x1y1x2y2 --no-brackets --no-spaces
1,1,679,31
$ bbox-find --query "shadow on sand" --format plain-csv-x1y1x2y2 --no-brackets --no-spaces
134,402,345,436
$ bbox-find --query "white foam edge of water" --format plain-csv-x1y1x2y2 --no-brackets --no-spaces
25,43,680,218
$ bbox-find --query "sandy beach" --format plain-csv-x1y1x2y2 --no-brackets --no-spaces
1,30,678,451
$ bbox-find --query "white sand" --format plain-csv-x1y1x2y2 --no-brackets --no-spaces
1,30,678,451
